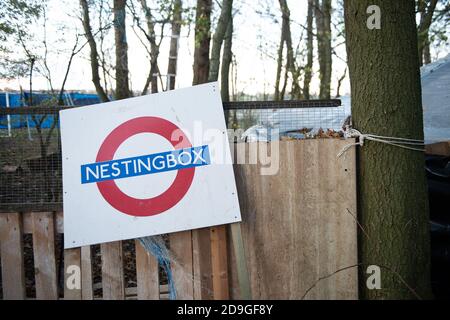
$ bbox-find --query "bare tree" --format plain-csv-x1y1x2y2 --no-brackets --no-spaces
113,0,130,99
167,0,183,90
303,0,314,99
274,0,300,100
208,0,233,82
80,0,110,102
220,18,233,102
129,0,172,94
315,0,332,99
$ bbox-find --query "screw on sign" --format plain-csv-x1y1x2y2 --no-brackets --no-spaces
80,116,211,216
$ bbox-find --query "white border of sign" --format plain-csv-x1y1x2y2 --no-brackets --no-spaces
60,82,241,248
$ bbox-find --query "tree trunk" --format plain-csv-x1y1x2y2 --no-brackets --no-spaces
274,0,296,101
192,0,212,85
79,0,109,102
221,19,233,102
208,0,233,82
315,0,332,99
304,0,314,100
114,0,130,99
149,56,159,94
423,41,431,65
139,0,160,94
167,0,182,91
274,18,285,101
280,0,301,100
344,0,432,299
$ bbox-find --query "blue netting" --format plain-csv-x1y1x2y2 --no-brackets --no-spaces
138,236,177,300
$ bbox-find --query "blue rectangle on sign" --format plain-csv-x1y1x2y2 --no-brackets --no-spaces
81,145,211,184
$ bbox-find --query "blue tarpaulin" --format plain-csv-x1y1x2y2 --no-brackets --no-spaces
0,92,104,129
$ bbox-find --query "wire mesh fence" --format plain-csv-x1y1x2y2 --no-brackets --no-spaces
0,109,61,210
0,99,345,210
223,100,346,141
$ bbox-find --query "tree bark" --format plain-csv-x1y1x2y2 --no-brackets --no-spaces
344,0,432,299
167,0,183,91
423,41,431,65
274,17,285,101
79,0,109,102
220,19,233,102
114,0,130,99
192,0,212,85
275,0,296,100
281,0,301,100
304,0,314,100
315,0,332,99
208,0,233,82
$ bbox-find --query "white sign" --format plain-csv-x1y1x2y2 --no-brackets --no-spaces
60,82,241,248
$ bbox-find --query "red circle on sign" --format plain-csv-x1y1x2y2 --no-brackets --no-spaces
95,117,195,217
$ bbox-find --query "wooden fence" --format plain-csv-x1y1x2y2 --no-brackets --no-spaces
230,139,358,299
0,140,358,300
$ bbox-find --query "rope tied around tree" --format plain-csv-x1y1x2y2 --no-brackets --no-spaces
338,126,425,158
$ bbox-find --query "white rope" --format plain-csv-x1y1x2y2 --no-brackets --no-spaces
338,127,425,157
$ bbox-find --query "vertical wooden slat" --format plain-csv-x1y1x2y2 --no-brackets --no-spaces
229,223,251,300
32,212,58,300
55,211,64,233
135,240,159,300
64,248,81,300
170,230,194,299
300,138,321,299
22,212,32,234
192,228,213,300
80,246,93,300
0,212,26,299
210,225,229,299
101,241,125,300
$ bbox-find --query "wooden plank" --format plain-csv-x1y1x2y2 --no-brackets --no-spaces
297,139,320,299
425,141,450,156
23,212,32,234
210,225,229,299
229,223,251,300
230,140,358,299
0,212,26,299
135,240,159,300
23,212,63,234
55,211,64,233
101,241,125,300
80,246,94,300
315,139,358,299
0,203,62,214
64,248,81,300
192,228,213,300
170,230,194,299
32,212,58,300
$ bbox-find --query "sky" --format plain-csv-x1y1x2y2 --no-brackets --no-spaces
0,0,448,98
